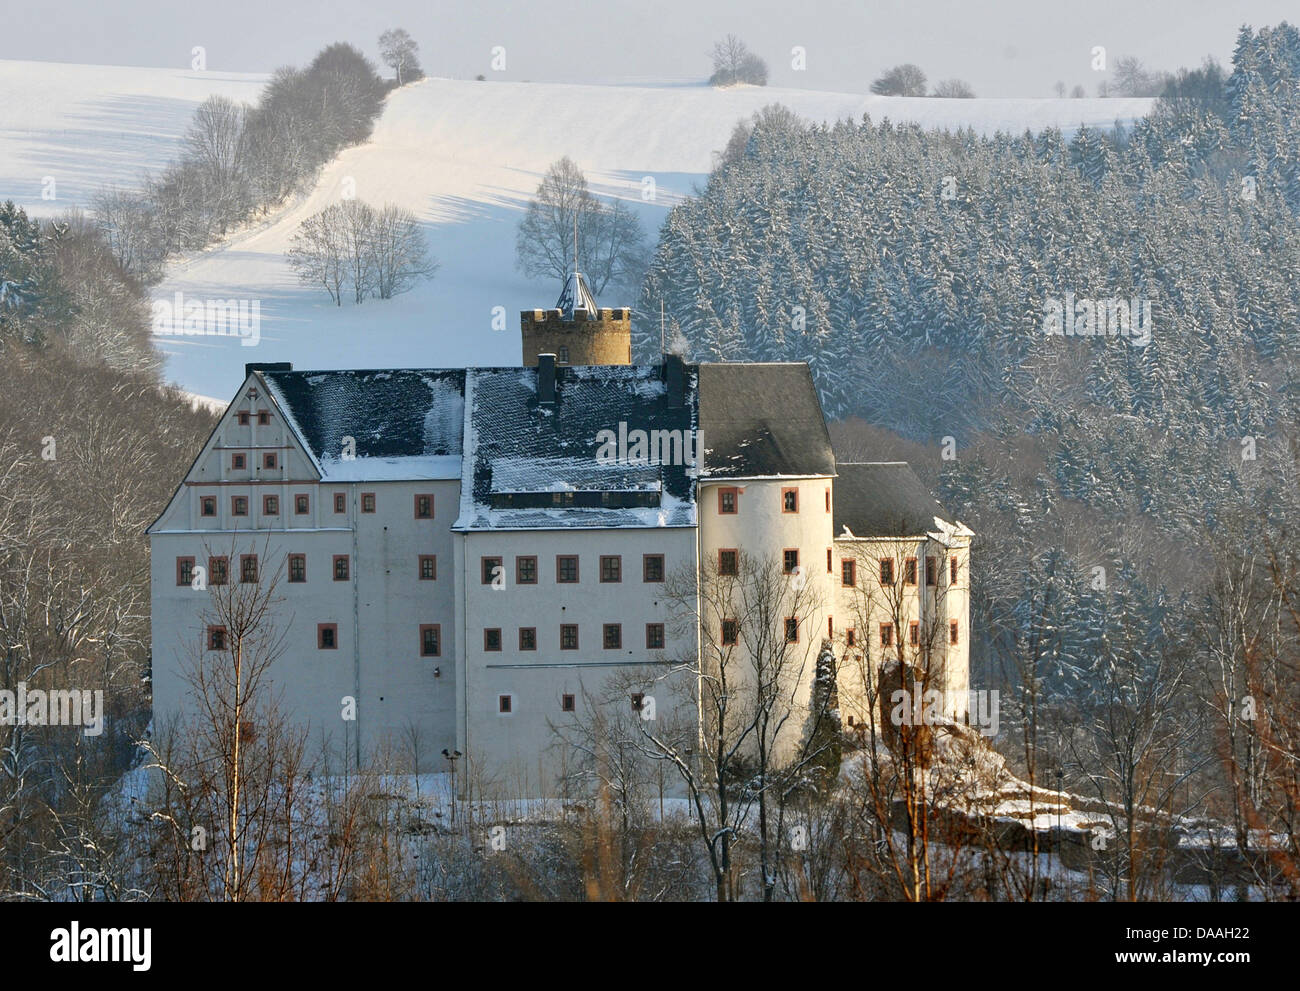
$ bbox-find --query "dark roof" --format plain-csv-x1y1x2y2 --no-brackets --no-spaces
834,462,951,538
696,363,836,479
555,272,600,318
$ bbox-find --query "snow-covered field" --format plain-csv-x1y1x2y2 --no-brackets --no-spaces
0,61,1153,400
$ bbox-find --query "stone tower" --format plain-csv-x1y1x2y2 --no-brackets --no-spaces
520,271,631,366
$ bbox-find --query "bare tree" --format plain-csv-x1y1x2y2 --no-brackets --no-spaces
932,79,975,99
378,29,424,86
369,204,437,299
870,64,927,97
709,35,768,87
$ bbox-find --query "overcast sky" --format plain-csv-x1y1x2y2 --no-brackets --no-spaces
3,0,1293,97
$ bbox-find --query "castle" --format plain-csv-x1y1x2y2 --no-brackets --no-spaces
148,274,972,794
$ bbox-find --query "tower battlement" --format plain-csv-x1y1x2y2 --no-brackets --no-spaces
520,273,631,366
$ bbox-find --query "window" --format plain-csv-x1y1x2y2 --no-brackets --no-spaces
519,627,537,650
263,494,279,515
420,624,441,657
414,494,434,519
600,556,621,583
561,694,576,712
718,549,738,576
288,553,306,583
910,620,920,645
263,452,277,470
842,559,856,587
630,693,645,713
825,488,831,512
556,555,579,583
828,617,834,638
785,617,799,643
904,557,917,585
783,549,799,575
642,554,665,582
880,558,894,585
361,492,375,513
484,628,502,651
419,555,436,580
516,556,537,584
333,555,349,581
208,626,227,650
721,619,738,646
294,493,310,515
257,410,271,426
846,628,856,647
231,452,246,470
499,695,512,713
827,548,833,573
240,555,258,583
560,624,579,650
481,556,502,585
558,346,569,363
718,487,739,514
209,556,228,585
176,557,195,586
646,623,665,649
782,487,798,513
880,623,893,648
201,495,217,517
926,556,938,586
603,623,622,649
333,493,346,514
318,623,337,649
950,620,959,645
236,411,250,426
951,556,959,585
232,495,248,516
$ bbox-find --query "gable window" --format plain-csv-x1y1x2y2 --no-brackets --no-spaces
842,559,856,587
910,621,920,645
334,493,347,514
263,494,279,515
176,557,195,586
782,487,799,513
262,452,278,470
643,554,665,582
556,555,579,583
484,628,502,651
499,695,513,714
288,553,306,583
721,619,738,646
240,555,258,583
718,487,739,515
208,626,227,651
231,452,247,470
257,410,271,426
646,623,665,649
603,623,622,649
560,624,579,650
519,627,537,650
600,555,621,583
318,623,338,649
360,492,375,513
783,549,799,575
880,558,894,585
236,411,250,426
209,556,228,585
718,549,738,576
561,694,575,712
784,617,799,643
950,620,959,645
420,624,441,657
516,556,538,584
201,495,217,517
232,496,248,516
880,623,894,648
294,494,310,515
419,555,436,580
904,557,917,585
333,555,350,581
414,494,434,519
925,556,937,586
481,556,502,585
951,556,959,585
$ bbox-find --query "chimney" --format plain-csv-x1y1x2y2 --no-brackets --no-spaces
245,361,292,377
665,353,685,409
538,353,556,406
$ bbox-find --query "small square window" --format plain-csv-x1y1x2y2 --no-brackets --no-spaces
209,556,228,585
880,559,894,585
257,410,271,426
516,556,538,584
600,556,621,583
419,555,436,580
333,555,350,581
721,619,738,646
643,554,665,582
646,623,665,649
718,549,738,576
950,620,959,645
785,617,799,643
782,488,798,513
318,623,338,649
842,559,856,587
718,487,738,514
603,623,622,649
499,694,512,714
231,496,248,516
414,494,434,519
240,555,258,583
783,549,799,575
484,628,502,651
294,494,310,515
208,626,227,650
519,627,537,650
288,553,306,583
236,411,250,426
904,558,917,585
420,624,441,657
482,556,502,585
361,492,375,513
176,556,195,586
333,493,346,514
263,494,279,515
556,555,579,583
231,452,246,470
561,693,575,712
560,624,579,650
880,623,894,648
263,452,277,470
200,495,217,517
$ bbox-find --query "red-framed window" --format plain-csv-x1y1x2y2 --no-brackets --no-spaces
360,492,375,513
519,627,537,650
560,624,579,650
484,628,502,651
828,617,834,638
951,555,959,585
498,695,512,713
879,623,893,648
230,452,246,470
783,549,799,574
603,623,622,649
827,547,832,573
516,556,538,584
333,555,349,581
231,495,248,516
950,620,959,645
240,554,258,583
419,555,436,580
643,554,665,582
556,555,579,583
414,493,434,519
419,624,441,657
209,556,228,585
646,623,665,649
318,623,338,649
200,495,217,517
262,452,278,470
236,411,250,426
717,487,739,514
207,626,227,650
842,559,856,587
561,694,575,712
925,556,938,585
288,553,306,583
294,493,310,515
784,617,799,643
718,549,738,576
600,555,621,583
846,628,856,647
481,556,502,585
721,619,739,646
256,410,271,426
910,620,920,645
176,556,195,586
333,493,346,514
262,494,279,515
880,558,894,585
904,557,917,585
825,488,831,512
782,487,799,513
